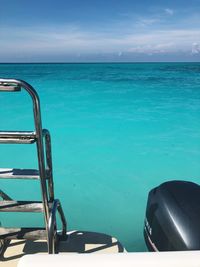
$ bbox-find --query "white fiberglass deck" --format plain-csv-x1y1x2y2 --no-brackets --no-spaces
0,231,124,267
18,251,200,267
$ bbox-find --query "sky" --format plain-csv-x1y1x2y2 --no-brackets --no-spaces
0,0,200,62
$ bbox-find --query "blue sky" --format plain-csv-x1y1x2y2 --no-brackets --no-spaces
0,0,200,62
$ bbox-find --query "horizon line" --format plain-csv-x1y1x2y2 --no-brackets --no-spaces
0,61,200,64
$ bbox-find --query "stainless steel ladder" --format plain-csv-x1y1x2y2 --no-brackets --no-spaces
0,79,67,254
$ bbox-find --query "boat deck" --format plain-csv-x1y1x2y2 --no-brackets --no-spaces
0,231,124,267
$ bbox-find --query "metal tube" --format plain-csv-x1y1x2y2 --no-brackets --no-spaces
57,204,67,237
0,131,36,144
0,79,67,254
43,129,54,201
0,79,50,251
48,199,59,254
48,199,67,253
0,190,12,200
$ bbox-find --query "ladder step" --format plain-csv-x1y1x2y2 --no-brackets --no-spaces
0,83,21,92
0,168,39,179
0,131,36,144
0,227,47,240
0,201,44,212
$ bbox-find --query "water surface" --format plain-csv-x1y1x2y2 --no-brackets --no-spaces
0,63,200,251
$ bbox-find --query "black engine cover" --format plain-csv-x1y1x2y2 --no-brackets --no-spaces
144,180,200,251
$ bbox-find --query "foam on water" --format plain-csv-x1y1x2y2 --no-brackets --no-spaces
0,63,200,251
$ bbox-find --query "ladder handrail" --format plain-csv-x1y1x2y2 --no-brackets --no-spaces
48,199,67,253
0,79,67,254
0,190,12,201
0,79,50,230
43,129,54,201
4,79,50,248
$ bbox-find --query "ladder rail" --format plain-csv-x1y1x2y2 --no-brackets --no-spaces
43,129,54,201
20,80,49,244
0,79,50,251
0,79,68,254
48,199,67,254
0,190,12,257
0,190,12,201
0,131,36,144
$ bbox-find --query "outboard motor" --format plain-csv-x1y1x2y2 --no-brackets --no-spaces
144,180,200,251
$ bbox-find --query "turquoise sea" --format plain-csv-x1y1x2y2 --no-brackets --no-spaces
0,63,200,251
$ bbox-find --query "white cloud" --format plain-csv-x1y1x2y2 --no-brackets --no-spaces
136,18,159,27
127,42,174,54
129,43,174,55
192,42,200,54
116,30,200,55
165,8,174,15
0,24,200,59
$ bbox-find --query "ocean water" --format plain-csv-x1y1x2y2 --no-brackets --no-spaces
0,63,200,251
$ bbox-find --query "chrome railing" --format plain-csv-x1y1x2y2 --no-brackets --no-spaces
43,129,54,202
48,199,67,253
0,189,12,201
0,79,67,253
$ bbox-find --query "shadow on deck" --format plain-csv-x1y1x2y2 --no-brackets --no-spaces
0,230,124,265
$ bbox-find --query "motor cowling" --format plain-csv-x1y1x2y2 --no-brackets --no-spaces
144,180,200,251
